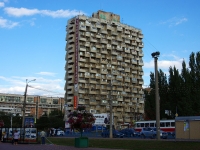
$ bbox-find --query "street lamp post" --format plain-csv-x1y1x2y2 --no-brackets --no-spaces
151,51,160,140
109,80,113,138
22,79,36,128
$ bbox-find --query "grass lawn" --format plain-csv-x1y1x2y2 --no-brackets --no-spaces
46,137,200,150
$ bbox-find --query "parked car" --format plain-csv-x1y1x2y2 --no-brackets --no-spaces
55,129,64,136
140,127,154,139
140,127,168,139
51,128,64,136
120,128,139,137
101,130,124,138
152,128,168,139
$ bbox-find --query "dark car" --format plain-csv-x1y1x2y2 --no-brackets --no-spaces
152,128,168,139
120,128,139,137
101,130,124,138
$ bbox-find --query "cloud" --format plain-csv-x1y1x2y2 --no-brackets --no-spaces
0,16,19,28
36,72,56,76
0,2,5,7
160,17,188,27
0,76,65,97
144,59,183,70
4,7,86,18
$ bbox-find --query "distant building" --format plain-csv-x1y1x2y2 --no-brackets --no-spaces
64,10,144,127
0,93,64,119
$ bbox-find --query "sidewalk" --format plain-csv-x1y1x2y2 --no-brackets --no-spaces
0,143,123,150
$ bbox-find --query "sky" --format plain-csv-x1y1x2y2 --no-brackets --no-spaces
0,0,200,97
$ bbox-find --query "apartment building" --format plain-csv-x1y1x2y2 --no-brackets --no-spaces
0,93,64,119
64,10,144,127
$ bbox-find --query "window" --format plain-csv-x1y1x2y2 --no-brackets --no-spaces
40,98,47,103
164,122,169,127
53,99,58,104
160,122,165,127
150,123,154,127
171,122,175,127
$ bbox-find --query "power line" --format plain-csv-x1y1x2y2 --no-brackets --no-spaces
143,38,159,52
28,85,64,95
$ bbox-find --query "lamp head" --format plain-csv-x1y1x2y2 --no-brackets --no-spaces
151,51,160,58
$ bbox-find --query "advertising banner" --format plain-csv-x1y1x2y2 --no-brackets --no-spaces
93,113,111,125
24,117,35,128
73,96,78,109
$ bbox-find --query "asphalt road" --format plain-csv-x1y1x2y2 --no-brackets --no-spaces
0,142,122,150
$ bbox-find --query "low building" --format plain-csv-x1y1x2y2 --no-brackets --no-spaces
0,93,64,119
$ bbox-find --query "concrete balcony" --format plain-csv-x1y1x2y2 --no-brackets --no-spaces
111,41,118,45
101,30,107,34
101,50,108,55
117,47,122,51
117,27,123,32
139,109,144,113
79,79,87,83
107,45,112,50
124,98,131,102
125,88,131,92
138,34,143,38
90,27,97,32
117,119,123,122
89,79,97,84
125,49,130,53
100,39,107,44
80,47,86,52
124,118,130,122
125,78,130,82
125,30,130,34
117,98,123,101
112,51,118,55
125,40,130,44
90,58,98,63
131,60,137,65
79,25,86,31
125,59,130,63
79,58,87,62
79,89,86,94
90,37,97,43
89,101,98,105
139,43,144,48
131,51,137,55
139,81,144,84
111,31,118,36
125,68,130,72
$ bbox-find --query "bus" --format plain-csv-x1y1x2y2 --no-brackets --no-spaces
134,120,175,133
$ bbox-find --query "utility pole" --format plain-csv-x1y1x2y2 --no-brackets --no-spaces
22,79,36,128
151,51,160,140
109,81,113,138
22,82,28,128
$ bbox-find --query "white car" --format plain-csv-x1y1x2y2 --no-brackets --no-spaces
55,129,64,136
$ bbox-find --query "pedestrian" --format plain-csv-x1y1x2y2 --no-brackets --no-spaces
47,128,50,137
51,128,54,136
40,130,46,145
0,129,2,143
13,130,19,145
55,129,57,136
2,131,7,142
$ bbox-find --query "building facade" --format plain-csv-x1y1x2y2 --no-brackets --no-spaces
64,10,144,127
0,93,64,119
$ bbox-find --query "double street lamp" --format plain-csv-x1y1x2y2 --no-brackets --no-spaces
151,51,160,140
22,79,36,128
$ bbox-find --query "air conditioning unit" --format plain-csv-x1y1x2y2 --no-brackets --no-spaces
90,109,96,113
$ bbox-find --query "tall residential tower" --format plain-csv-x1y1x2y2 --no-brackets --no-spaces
65,11,144,127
